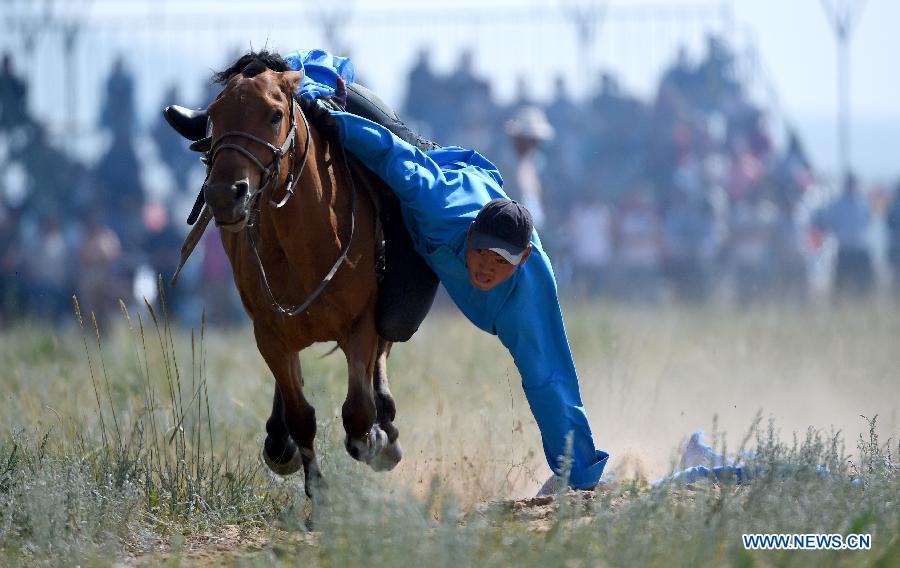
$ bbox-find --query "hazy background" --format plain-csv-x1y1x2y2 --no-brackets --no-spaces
2,0,898,178
1,5,898,560
2,0,900,322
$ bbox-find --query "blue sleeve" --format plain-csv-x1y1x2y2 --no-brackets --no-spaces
282,49,355,100
494,249,607,488
494,250,573,390
330,110,472,241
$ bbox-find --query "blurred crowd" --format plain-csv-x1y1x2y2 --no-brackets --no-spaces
2,37,900,327
401,37,900,306
0,53,243,327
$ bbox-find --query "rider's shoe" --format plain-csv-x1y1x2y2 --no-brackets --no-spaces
535,474,603,497
163,105,208,141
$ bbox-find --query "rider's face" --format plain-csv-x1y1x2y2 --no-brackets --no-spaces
465,231,532,291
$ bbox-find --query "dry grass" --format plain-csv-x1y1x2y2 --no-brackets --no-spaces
0,298,897,565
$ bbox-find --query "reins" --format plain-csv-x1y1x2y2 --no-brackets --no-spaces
204,96,357,318
248,146,356,317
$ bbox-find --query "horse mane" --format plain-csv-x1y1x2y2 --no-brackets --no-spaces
212,50,290,84
211,50,340,143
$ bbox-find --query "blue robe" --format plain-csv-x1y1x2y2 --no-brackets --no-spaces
287,49,607,488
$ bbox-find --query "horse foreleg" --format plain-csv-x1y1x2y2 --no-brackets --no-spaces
255,329,323,497
263,385,304,475
368,337,403,471
339,310,386,465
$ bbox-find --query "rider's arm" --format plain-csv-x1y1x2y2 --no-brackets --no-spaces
329,111,468,232
493,248,607,489
493,249,574,393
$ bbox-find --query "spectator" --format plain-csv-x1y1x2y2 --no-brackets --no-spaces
402,48,443,142
567,193,613,298
152,85,197,192
823,174,873,300
0,53,32,132
404,49,437,123
438,49,488,144
727,192,777,305
545,75,586,208
96,58,144,245
453,66,495,152
695,34,740,111
141,202,186,311
14,124,84,213
662,190,715,303
77,214,124,325
885,182,900,297
613,185,662,303
587,72,648,191
23,215,70,321
100,56,136,139
504,106,555,231
660,46,694,96
0,203,24,324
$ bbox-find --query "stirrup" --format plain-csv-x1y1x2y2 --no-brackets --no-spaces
163,105,208,141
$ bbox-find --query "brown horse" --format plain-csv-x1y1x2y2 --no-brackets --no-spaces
201,53,401,496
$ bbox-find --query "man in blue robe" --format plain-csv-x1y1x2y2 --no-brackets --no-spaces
166,49,608,493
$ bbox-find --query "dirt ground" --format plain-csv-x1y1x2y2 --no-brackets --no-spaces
126,486,645,565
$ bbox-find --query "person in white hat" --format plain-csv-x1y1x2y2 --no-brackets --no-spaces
505,106,555,230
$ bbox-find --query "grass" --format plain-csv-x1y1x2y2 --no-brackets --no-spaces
0,296,897,566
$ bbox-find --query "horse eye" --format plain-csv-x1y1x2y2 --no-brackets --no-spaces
270,111,283,125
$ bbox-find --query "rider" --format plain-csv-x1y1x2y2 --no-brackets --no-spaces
166,49,608,494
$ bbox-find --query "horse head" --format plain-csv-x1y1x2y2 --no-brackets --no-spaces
204,64,305,232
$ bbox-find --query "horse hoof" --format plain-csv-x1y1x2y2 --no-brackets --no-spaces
262,440,304,476
346,425,388,463
368,439,402,472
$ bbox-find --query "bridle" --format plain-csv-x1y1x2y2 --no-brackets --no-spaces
207,97,309,212
204,95,357,318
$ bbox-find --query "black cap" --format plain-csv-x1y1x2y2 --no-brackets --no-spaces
468,199,534,263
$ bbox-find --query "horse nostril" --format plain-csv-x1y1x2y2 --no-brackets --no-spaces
233,180,249,200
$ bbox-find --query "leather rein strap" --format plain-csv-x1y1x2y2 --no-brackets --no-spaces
247,160,355,317
243,99,356,318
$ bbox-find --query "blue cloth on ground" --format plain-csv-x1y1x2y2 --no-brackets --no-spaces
652,463,851,486
655,432,853,486
656,464,756,486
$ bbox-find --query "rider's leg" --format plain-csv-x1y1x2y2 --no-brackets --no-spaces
163,105,208,141
375,194,440,342
343,83,440,341
345,83,440,152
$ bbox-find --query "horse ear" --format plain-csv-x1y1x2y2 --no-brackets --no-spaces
282,70,304,97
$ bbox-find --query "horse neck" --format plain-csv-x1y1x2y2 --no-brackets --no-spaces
259,120,351,274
